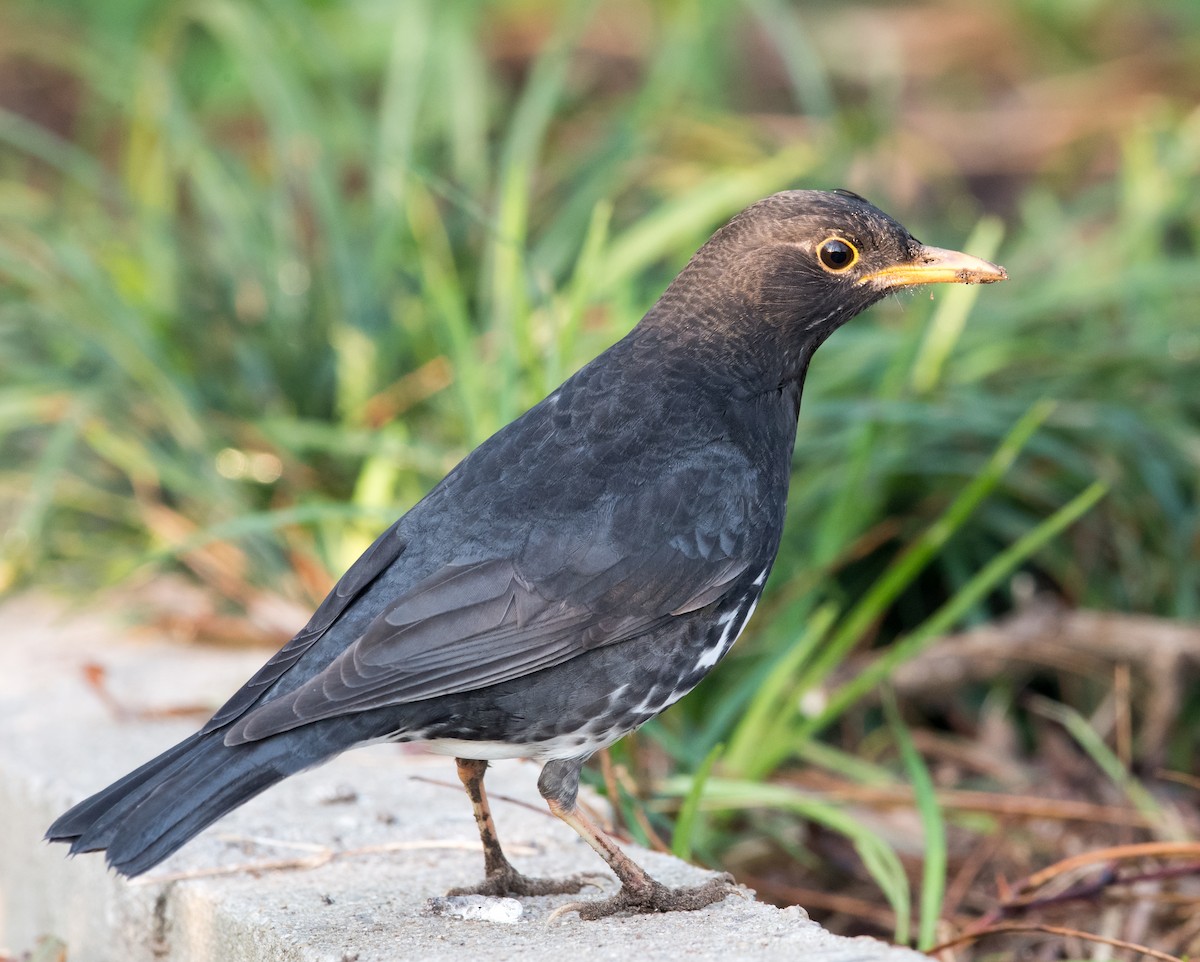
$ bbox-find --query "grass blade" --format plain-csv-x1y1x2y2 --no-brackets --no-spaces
802,479,1109,739
723,602,838,776
671,742,724,862
910,217,1005,395
885,691,945,950
658,776,911,943
793,399,1057,697
1026,695,1181,839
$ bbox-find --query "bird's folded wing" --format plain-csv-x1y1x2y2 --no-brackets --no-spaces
203,521,406,733
227,548,748,744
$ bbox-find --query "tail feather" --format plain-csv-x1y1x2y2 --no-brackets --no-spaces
46,728,338,877
46,731,207,848
104,745,299,877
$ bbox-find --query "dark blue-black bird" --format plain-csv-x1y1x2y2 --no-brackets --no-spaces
47,190,1006,919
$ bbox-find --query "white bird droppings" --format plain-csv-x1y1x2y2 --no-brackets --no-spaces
426,895,524,924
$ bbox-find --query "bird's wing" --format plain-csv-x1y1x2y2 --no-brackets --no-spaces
202,521,406,733
227,490,754,744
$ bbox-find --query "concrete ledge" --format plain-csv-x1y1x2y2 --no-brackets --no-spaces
0,593,925,961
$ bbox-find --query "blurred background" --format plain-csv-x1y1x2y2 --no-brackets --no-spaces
2,0,1198,956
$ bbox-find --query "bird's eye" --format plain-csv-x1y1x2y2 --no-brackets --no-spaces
817,237,859,272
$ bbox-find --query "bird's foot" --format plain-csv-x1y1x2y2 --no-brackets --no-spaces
547,872,742,923
447,865,605,898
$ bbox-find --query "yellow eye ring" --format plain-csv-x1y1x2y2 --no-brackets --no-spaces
817,237,859,272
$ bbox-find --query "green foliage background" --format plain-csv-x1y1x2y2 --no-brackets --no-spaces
2,0,1198,944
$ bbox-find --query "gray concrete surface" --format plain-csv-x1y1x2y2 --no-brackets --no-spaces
0,592,927,961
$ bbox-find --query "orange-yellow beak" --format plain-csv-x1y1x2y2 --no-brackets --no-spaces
859,245,1008,290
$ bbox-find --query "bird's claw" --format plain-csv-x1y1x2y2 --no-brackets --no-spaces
448,868,606,899
545,873,740,924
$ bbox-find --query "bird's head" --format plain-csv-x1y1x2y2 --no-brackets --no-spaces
651,189,1006,367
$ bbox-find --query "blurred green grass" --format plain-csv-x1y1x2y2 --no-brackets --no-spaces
2,0,1198,945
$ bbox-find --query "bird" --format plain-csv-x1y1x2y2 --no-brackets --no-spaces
46,189,1006,920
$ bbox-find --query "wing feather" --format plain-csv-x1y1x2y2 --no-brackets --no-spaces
228,550,747,743
202,523,405,732
224,445,766,745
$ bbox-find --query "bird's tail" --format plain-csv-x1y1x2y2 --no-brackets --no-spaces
45,727,336,877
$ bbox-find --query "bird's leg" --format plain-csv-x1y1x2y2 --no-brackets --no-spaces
454,758,512,879
538,759,740,921
445,758,596,898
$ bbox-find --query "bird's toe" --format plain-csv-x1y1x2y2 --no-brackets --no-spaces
547,873,741,923
448,867,606,899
